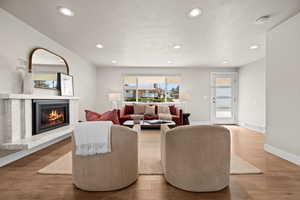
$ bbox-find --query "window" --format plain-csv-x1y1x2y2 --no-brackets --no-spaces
123,75,180,102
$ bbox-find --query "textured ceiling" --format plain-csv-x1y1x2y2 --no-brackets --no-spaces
1,0,300,67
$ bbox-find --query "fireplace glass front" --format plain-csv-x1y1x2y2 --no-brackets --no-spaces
32,100,70,135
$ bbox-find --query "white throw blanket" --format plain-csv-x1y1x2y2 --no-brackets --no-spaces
74,121,113,156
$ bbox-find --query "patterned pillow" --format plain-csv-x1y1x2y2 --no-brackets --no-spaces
145,105,155,115
158,105,170,114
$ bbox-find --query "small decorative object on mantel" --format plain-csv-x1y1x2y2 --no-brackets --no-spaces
57,73,74,96
16,58,34,94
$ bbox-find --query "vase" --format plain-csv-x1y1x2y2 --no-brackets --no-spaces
23,73,34,94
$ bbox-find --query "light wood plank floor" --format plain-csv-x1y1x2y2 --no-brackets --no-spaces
0,126,300,200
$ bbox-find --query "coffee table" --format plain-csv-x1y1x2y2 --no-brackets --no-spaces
123,120,176,129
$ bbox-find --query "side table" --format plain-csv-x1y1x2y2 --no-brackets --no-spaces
183,113,191,125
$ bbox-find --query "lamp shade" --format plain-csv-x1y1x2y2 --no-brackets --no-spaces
108,93,122,101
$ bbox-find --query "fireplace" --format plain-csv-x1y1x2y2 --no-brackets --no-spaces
32,100,70,135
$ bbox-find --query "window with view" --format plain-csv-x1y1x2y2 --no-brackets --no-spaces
123,75,180,102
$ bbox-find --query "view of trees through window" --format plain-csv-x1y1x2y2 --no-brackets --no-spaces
123,76,180,102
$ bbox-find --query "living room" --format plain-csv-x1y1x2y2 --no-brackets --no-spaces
0,0,300,199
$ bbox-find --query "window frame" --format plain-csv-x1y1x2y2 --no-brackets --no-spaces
122,74,181,103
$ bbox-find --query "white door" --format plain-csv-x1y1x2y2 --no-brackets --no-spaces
211,72,237,124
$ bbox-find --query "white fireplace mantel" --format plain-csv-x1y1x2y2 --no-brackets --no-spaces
0,93,80,100
0,93,79,150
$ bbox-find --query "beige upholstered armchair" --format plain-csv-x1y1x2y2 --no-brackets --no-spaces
72,125,139,191
161,124,231,192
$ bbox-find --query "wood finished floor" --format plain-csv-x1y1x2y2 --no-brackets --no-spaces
1,126,300,200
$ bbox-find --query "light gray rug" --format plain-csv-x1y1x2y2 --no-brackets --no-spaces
38,130,262,175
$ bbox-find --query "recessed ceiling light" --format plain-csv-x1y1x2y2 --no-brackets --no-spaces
255,15,271,24
188,8,202,18
58,7,75,16
112,60,117,64
167,61,173,64
223,60,229,64
96,44,104,49
249,45,259,50
173,45,181,49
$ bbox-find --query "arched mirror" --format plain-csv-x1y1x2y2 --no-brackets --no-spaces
29,48,70,89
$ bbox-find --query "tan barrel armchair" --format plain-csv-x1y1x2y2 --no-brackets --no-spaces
72,125,139,191
161,124,231,192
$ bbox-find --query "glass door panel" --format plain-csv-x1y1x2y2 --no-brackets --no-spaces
215,87,232,97
216,110,232,118
211,72,237,124
215,98,232,108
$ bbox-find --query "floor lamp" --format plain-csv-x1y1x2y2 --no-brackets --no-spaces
108,93,121,109
180,92,191,113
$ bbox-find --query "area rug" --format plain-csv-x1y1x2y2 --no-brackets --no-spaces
38,130,262,175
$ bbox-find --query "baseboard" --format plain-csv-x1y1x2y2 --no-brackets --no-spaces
0,133,71,167
190,121,212,125
191,121,240,126
264,144,300,166
238,121,265,134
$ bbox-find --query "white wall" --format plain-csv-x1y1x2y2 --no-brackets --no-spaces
0,8,97,120
265,12,300,164
238,59,266,132
96,67,237,122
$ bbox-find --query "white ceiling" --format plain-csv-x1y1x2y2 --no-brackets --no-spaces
1,0,300,68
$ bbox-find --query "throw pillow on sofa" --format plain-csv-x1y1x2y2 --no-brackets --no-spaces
169,105,177,115
133,104,145,114
85,109,120,124
158,105,170,114
145,105,155,115
124,105,134,115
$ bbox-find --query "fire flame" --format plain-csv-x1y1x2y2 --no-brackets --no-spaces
48,110,64,122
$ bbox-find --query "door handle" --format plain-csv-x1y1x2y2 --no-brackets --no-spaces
212,97,216,103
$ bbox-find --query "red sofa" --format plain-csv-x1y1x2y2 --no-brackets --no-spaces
118,104,183,126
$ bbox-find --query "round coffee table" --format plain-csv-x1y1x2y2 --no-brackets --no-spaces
123,120,176,129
